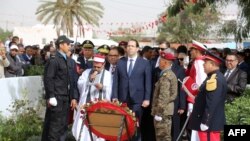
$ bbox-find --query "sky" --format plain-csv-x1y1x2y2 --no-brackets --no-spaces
0,0,168,30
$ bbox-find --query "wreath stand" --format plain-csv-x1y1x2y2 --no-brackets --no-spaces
85,111,132,141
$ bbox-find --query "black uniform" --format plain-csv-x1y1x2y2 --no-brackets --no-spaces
42,51,71,141
188,70,227,131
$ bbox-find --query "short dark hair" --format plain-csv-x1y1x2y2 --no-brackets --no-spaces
226,52,238,60
128,39,139,48
177,45,187,54
142,46,153,54
117,46,125,56
25,45,32,50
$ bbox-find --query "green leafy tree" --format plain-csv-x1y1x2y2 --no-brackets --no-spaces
168,0,250,42
158,3,219,43
36,0,104,37
0,28,12,42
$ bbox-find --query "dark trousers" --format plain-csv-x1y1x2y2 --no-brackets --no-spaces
128,103,143,141
41,96,70,141
141,107,156,141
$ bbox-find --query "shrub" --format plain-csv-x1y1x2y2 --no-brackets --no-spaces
24,65,44,76
225,89,250,125
0,92,43,141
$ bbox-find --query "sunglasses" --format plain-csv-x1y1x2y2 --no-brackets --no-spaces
159,48,166,51
178,58,184,61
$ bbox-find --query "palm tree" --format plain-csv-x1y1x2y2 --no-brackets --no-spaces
36,0,104,37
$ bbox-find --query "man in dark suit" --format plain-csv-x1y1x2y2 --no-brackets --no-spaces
224,53,247,102
112,39,152,141
105,47,120,75
188,53,227,141
236,52,250,84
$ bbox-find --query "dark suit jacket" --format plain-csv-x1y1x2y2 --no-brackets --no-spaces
225,68,247,102
188,70,227,131
171,63,186,111
238,61,250,84
77,55,93,70
112,57,152,104
238,61,249,73
68,59,79,101
105,62,110,71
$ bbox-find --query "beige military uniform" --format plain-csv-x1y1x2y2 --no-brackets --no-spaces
151,69,178,141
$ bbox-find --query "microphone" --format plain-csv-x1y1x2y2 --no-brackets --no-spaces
89,70,98,82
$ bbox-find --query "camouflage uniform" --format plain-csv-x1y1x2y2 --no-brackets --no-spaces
151,69,178,141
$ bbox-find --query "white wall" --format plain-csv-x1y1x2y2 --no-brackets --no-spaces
0,76,44,117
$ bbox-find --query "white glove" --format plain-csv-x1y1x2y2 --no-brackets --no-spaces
200,123,209,131
49,97,57,106
154,115,162,121
187,103,193,116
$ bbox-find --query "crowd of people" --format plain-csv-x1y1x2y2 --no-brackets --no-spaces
0,35,249,141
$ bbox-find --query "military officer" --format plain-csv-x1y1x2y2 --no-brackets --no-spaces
188,52,227,141
97,44,110,56
77,40,95,74
151,51,178,141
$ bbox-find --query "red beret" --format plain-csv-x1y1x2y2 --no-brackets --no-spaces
202,54,223,64
160,52,176,60
118,41,127,47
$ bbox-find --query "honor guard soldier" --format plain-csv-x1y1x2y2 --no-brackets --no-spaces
188,52,227,141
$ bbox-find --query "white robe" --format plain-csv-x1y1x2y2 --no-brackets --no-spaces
72,69,112,141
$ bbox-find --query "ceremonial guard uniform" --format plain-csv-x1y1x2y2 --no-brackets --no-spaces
151,52,178,141
188,53,227,141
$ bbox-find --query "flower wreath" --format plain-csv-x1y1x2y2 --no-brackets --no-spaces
80,99,137,141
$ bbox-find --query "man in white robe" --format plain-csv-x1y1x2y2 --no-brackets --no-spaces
72,54,112,141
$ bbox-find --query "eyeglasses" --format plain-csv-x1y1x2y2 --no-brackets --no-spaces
178,58,184,61
226,59,236,62
159,48,166,51
108,55,119,57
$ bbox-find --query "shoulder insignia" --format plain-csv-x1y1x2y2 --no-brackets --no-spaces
206,73,217,91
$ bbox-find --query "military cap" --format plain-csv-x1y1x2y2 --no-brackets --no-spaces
56,35,73,45
190,40,207,52
160,51,176,60
97,44,110,54
203,51,224,64
82,40,95,48
118,41,128,47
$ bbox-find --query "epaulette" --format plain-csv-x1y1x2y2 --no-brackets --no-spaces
162,71,171,78
206,73,217,91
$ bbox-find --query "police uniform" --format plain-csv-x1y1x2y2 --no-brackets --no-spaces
188,53,227,141
151,52,178,141
77,40,94,71
42,35,74,141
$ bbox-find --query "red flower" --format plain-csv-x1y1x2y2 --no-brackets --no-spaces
121,103,127,107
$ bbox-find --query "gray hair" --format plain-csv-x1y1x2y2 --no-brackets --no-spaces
163,48,177,56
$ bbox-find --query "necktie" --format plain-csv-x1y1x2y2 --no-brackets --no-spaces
128,59,133,76
225,70,231,80
111,65,116,74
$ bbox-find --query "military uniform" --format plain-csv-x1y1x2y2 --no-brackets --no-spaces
151,69,178,141
188,53,227,141
97,44,110,55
